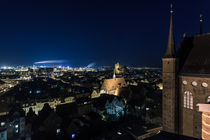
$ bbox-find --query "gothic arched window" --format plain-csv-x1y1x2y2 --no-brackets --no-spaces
207,96,210,104
184,91,193,109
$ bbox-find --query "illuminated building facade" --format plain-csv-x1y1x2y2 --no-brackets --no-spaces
100,77,127,96
197,104,210,140
105,97,125,121
92,94,125,121
114,62,127,74
22,96,75,115
0,128,7,140
0,112,26,140
162,5,210,139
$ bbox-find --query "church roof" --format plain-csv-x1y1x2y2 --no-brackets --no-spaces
179,34,210,75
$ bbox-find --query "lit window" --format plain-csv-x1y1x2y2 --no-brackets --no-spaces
56,129,61,134
1,122,5,126
184,91,193,109
117,131,122,135
72,134,76,139
207,96,210,103
36,90,41,94
192,81,197,86
182,80,187,85
202,82,208,87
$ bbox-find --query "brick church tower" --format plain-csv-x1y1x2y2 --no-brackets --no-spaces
161,4,210,139
162,4,179,134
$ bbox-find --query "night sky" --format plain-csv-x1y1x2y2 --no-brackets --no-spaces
0,0,208,67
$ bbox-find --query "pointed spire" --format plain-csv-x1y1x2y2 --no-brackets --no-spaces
113,70,116,79
164,4,176,58
200,14,203,35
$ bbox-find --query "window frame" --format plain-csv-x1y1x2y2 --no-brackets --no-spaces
184,91,193,109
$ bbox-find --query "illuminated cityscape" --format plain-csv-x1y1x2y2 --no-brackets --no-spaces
0,63,162,140
0,1,210,140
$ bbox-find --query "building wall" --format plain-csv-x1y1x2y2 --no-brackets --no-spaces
0,130,7,140
202,112,210,140
22,96,75,115
114,62,126,74
6,117,26,140
77,104,91,116
179,75,210,139
100,78,127,96
19,117,25,138
162,58,179,134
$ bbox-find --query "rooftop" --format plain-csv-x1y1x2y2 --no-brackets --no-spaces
145,131,201,140
179,34,210,75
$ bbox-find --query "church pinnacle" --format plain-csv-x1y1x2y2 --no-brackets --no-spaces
200,14,203,35
164,4,176,58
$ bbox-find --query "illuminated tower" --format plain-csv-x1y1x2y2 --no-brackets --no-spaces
113,70,116,79
162,4,179,134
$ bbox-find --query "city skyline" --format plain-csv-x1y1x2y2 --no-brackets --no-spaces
0,1,210,139
0,0,208,66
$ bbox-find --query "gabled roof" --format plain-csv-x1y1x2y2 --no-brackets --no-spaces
179,34,210,75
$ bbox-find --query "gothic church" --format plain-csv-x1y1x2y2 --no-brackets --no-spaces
162,6,210,139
